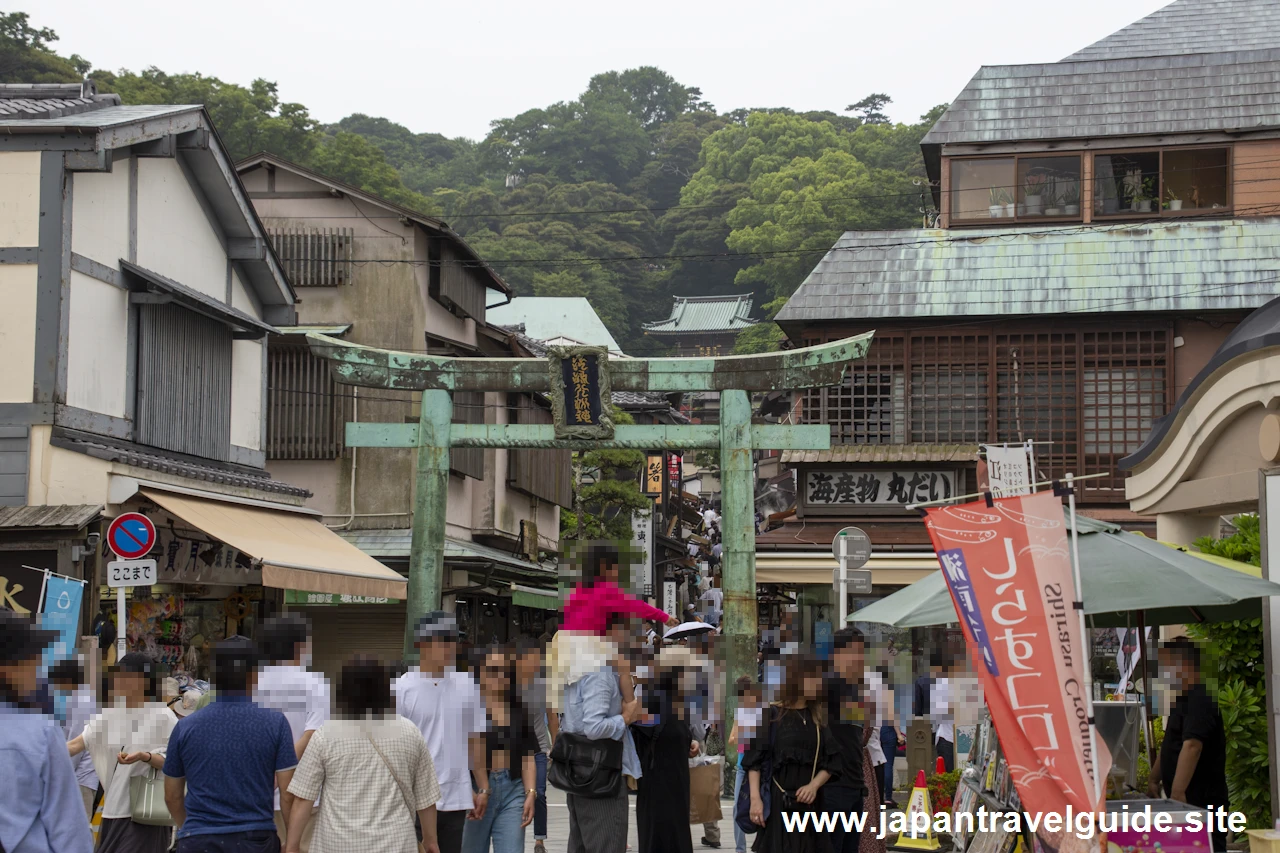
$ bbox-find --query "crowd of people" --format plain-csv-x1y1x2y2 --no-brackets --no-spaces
0,539,1231,853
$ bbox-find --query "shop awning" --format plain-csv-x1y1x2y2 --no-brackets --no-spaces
141,489,407,599
754,552,939,586
510,583,561,610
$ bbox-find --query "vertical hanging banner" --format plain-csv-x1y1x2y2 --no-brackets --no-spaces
0,564,49,615
981,443,1034,497
923,490,1109,817
41,575,85,659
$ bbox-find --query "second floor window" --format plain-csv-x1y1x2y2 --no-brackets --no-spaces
266,342,351,460
951,155,1082,223
266,227,354,287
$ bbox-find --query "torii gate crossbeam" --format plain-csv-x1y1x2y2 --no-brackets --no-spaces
308,331,873,725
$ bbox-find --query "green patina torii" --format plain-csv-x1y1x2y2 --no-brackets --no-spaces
307,331,872,721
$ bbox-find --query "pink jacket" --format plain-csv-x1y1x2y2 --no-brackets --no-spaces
562,580,670,634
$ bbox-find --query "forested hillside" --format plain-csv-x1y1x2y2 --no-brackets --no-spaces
1,10,945,353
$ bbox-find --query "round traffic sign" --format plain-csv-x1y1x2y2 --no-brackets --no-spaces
831,526,871,570
107,513,157,560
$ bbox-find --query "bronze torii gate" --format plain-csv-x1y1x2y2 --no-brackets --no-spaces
307,332,872,720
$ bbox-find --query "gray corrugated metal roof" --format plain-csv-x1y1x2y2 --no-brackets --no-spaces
775,218,1280,323
1067,0,1280,61
339,532,556,574
643,294,757,334
0,504,102,530
921,48,1280,146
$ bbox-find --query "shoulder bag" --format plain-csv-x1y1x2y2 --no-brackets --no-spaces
548,730,624,798
129,766,174,826
367,731,427,853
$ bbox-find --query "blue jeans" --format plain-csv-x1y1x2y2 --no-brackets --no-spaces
534,752,548,840
879,725,898,802
732,759,747,853
462,770,525,853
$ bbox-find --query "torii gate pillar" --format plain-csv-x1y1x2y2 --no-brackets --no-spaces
309,332,873,726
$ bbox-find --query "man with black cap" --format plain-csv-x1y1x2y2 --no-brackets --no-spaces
394,611,487,853
0,609,94,853
163,636,299,853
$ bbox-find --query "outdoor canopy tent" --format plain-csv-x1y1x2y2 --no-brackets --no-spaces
851,518,1280,628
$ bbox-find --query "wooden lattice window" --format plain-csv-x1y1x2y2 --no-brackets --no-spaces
266,227,353,287
910,334,989,444
995,333,1079,483
267,342,351,460
1081,329,1167,473
803,337,905,444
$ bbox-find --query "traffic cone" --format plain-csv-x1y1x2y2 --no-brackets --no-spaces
893,770,941,850
936,756,946,774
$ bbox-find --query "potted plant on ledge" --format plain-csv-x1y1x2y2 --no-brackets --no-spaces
1165,186,1183,211
1136,177,1156,213
1062,183,1080,216
989,187,1005,218
1023,174,1047,215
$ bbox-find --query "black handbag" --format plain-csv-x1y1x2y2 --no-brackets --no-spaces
548,731,624,798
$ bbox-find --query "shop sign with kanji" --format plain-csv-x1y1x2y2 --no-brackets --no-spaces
802,468,959,511
284,590,399,606
548,345,614,440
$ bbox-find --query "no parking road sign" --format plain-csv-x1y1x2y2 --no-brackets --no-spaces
107,513,156,560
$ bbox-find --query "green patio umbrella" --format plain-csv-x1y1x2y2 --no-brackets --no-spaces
850,523,1280,628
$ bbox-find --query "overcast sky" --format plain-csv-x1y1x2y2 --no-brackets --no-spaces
27,0,1170,140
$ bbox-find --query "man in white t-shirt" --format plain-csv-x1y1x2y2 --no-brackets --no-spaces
254,613,330,852
700,581,724,627
931,660,956,772
394,611,487,853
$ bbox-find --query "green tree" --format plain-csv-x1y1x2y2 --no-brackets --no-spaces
93,69,320,163
0,11,89,82
846,93,892,124
1189,515,1270,830
334,113,492,194
308,131,438,214
561,408,650,540
726,148,918,301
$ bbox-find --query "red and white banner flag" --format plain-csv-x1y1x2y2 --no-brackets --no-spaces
924,490,1110,816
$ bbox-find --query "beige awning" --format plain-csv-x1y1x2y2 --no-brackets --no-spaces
755,552,939,586
141,489,407,600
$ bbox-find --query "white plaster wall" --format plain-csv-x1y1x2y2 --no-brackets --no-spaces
71,161,130,264
66,270,129,417
231,340,263,450
0,264,37,402
230,269,254,315
27,425,111,506
0,151,41,248
267,459,343,517
447,475,472,529
135,158,227,299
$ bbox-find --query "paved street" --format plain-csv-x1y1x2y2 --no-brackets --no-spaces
524,784,739,853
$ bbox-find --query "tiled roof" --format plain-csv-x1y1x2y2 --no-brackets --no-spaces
774,218,1280,323
1066,0,1280,61
643,294,756,334
921,48,1280,147
49,428,311,498
0,82,121,120
780,445,979,465
0,504,102,530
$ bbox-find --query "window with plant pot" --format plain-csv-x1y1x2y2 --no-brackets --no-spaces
949,155,1082,223
1093,146,1230,217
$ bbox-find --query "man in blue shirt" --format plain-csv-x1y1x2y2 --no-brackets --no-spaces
558,620,644,853
0,609,94,853
164,636,297,853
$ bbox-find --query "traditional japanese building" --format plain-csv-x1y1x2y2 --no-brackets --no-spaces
763,0,1280,665
642,294,756,357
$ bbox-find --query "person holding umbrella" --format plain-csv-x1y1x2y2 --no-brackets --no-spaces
0,609,94,853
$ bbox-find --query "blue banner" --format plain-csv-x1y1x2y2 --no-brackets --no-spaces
41,575,84,660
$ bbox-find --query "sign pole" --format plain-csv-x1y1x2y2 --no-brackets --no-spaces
839,535,849,625
116,587,126,660
1066,473,1103,806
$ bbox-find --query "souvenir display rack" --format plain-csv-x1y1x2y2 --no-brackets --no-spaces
951,711,1029,853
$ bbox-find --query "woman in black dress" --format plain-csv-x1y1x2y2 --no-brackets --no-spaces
745,656,842,853
631,666,694,853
